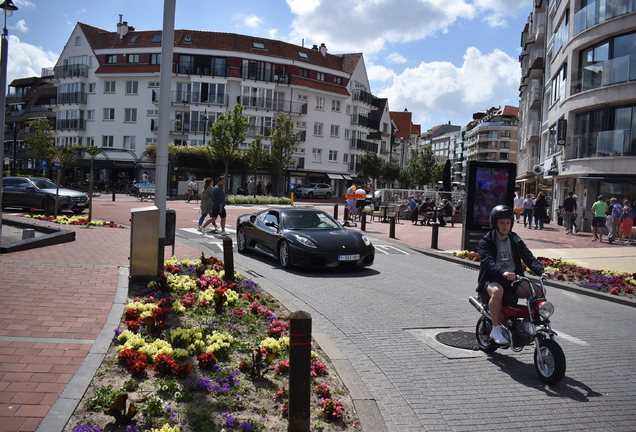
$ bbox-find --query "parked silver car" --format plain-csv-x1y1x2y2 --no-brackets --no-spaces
294,183,333,199
2,177,90,214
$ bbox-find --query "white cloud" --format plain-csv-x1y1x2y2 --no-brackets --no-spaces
7,35,58,85
475,0,531,27
14,0,36,9
244,15,264,30
377,47,520,126
12,19,28,33
286,0,475,54
386,53,407,64
367,64,397,82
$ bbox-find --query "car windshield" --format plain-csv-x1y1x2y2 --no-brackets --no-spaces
30,179,57,189
283,211,341,230
304,183,318,189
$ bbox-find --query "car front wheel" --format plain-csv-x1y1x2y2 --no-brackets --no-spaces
237,226,247,253
278,240,293,269
325,192,331,199
307,192,314,199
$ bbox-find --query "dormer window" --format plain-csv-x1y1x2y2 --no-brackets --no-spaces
253,42,265,49
298,51,309,60
152,35,162,43
75,36,81,46
184,35,192,43
129,36,138,44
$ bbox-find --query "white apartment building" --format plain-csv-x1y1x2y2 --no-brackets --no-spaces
42,19,391,194
519,0,636,226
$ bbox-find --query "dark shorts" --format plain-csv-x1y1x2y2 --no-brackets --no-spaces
480,283,519,306
211,207,227,218
356,200,365,209
592,216,606,227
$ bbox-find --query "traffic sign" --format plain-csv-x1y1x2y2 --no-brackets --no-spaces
53,154,61,167
41,160,48,170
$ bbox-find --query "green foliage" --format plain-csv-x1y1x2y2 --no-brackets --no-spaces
431,162,445,185
244,135,266,191
226,195,291,205
140,395,166,419
156,378,193,402
380,162,401,185
24,118,56,164
266,111,300,195
85,385,126,410
357,152,384,189
208,103,249,186
406,145,437,187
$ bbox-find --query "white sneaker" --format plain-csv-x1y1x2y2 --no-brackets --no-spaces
198,226,205,234
490,325,508,345
211,226,220,233
220,231,228,236
523,321,535,335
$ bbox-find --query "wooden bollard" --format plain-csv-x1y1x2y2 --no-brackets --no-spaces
222,236,235,281
288,310,312,432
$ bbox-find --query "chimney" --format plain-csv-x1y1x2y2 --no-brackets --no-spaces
312,44,318,50
117,15,129,40
319,43,327,57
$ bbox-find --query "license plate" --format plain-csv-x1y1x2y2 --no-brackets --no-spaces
338,254,360,261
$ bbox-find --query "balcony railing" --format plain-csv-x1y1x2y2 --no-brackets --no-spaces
172,91,228,107
565,130,636,159
571,54,636,95
350,114,379,130
247,125,272,138
42,64,89,79
236,96,307,115
55,92,87,104
56,119,85,130
517,155,539,175
573,0,635,35
350,138,378,153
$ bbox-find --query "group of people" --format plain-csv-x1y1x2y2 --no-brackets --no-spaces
589,195,634,244
407,196,462,226
513,191,550,230
197,176,228,236
247,177,272,196
345,185,368,221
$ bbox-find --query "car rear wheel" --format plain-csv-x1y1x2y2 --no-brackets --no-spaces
325,192,331,199
278,240,293,269
237,226,248,253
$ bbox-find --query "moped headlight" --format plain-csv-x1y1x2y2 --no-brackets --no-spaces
294,235,316,248
538,301,554,318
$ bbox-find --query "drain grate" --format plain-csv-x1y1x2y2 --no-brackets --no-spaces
435,330,479,351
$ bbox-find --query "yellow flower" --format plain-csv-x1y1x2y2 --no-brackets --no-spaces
151,424,180,432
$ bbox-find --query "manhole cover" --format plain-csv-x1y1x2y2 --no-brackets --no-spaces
435,330,479,350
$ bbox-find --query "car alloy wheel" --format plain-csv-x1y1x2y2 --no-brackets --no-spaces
237,227,247,253
278,240,293,268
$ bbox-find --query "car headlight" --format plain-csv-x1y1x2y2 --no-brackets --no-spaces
60,195,72,202
538,301,554,318
294,235,316,248
361,235,371,247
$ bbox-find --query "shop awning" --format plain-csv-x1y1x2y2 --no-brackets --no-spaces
327,173,344,179
342,174,353,180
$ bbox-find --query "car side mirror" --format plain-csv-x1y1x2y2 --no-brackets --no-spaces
265,221,279,229
26,186,35,191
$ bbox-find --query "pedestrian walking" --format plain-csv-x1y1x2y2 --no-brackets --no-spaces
562,191,577,234
533,193,548,230
607,198,623,243
571,194,582,233
197,177,217,233
619,199,634,244
266,181,273,196
591,195,608,242
513,191,524,222
523,194,534,228
202,176,227,235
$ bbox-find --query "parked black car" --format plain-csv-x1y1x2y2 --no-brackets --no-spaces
236,207,375,269
2,177,90,214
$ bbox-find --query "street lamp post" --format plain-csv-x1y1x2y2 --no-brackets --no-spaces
202,109,208,145
0,0,18,241
12,122,16,176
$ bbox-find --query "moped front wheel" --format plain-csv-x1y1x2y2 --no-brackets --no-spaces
476,316,498,353
534,339,566,385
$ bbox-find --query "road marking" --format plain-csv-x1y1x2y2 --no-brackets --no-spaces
375,245,410,255
180,227,235,236
553,330,589,346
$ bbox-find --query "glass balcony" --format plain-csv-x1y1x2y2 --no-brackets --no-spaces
172,91,228,106
574,0,635,35
571,54,636,95
41,64,89,79
565,129,636,159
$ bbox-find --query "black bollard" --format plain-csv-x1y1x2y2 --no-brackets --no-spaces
288,311,312,432
344,207,349,222
361,211,367,231
112,190,116,202
222,236,235,282
334,203,339,220
431,222,439,249
44,195,51,217
389,216,396,238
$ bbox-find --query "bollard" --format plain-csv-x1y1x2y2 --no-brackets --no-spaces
112,190,116,202
334,203,338,220
44,195,51,217
389,216,396,238
288,310,312,432
291,192,295,205
344,207,349,222
22,229,35,240
431,222,439,249
222,236,235,282
361,211,367,231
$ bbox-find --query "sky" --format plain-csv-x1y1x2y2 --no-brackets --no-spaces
7,0,533,130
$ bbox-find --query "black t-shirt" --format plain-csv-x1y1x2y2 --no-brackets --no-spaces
563,196,577,212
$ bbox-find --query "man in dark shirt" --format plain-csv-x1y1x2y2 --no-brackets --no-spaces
562,191,578,234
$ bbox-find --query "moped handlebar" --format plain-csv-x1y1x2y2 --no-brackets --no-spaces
514,274,548,297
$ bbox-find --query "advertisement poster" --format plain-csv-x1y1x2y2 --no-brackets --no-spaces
472,167,510,227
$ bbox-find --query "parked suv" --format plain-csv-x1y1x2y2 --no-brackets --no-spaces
2,177,90,214
294,183,333,199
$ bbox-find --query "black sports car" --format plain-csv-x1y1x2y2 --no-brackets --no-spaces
236,208,375,269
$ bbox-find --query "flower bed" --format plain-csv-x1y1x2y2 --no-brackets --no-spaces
452,250,636,298
65,253,361,432
23,213,125,228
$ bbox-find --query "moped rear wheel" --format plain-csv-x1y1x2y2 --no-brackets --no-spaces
476,316,498,353
534,339,566,385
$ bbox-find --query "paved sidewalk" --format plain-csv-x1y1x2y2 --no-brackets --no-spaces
0,199,634,432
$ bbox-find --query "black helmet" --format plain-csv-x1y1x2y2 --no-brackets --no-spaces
490,205,514,230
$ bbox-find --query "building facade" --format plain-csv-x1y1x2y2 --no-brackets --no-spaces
33,19,390,194
519,0,636,227
463,106,519,164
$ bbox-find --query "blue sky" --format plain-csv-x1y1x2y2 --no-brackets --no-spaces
8,0,532,129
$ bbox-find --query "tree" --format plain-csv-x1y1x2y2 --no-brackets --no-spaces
84,146,102,222
208,103,249,191
405,146,437,187
357,152,383,190
266,112,300,195
431,162,445,188
243,135,265,196
380,162,401,187
24,118,56,176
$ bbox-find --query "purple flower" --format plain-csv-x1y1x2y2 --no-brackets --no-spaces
240,422,255,430
222,412,235,426
199,378,213,390
126,426,140,432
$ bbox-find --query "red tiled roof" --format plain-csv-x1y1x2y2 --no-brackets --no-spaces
497,105,519,118
390,111,413,138
78,23,350,73
94,65,161,74
341,53,363,75
289,76,350,96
